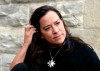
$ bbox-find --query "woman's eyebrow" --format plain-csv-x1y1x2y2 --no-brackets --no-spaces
42,19,60,28
54,19,60,23
43,24,51,29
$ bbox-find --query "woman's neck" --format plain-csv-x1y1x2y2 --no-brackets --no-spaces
48,42,65,48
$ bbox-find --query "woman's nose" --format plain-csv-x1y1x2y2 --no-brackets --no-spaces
52,26,59,34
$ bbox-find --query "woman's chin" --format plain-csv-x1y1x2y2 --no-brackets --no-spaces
50,40,65,47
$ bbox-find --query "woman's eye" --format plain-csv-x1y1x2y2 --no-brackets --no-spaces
55,22,60,25
44,27,50,31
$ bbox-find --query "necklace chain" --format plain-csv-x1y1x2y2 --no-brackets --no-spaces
49,46,63,60
47,46,63,68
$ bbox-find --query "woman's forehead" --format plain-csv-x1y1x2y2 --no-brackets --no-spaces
40,11,60,24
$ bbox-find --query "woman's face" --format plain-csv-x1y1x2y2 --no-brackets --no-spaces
39,11,66,47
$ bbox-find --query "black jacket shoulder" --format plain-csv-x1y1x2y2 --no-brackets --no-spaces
68,38,100,71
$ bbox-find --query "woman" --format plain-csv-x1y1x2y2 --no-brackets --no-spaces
10,5,100,71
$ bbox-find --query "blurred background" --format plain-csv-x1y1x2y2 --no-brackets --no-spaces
0,0,100,71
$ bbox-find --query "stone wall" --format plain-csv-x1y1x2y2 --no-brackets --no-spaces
0,0,100,71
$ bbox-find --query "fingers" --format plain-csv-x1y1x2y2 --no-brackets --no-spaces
25,24,36,32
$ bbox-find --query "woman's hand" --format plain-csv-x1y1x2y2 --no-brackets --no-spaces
10,24,36,70
23,24,36,46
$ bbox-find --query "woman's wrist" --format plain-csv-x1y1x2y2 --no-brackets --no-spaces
22,43,30,49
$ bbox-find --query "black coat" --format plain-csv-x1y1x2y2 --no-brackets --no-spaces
11,39,100,71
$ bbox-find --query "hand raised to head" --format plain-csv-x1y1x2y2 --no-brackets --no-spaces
24,24,36,46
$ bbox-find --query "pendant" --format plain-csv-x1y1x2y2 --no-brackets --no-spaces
47,59,56,68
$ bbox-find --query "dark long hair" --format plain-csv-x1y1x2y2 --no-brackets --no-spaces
24,5,86,71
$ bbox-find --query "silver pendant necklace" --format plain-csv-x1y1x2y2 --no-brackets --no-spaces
47,46,63,68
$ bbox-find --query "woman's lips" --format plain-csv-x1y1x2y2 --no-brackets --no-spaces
53,34,62,39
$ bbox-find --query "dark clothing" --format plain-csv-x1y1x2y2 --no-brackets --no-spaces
11,39,100,71
11,63,28,71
